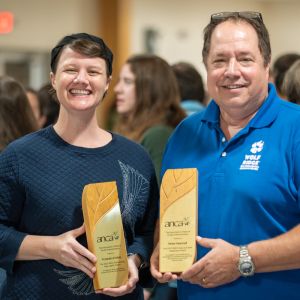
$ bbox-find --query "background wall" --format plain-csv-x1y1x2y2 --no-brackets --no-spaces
1,0,300,125
0,0,101,51
131,0,300,79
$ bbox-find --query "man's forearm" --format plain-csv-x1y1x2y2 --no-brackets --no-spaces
248,224,300,272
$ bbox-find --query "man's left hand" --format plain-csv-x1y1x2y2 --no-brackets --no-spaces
181,236,240,288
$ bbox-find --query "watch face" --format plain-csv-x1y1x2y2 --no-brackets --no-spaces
240,261,254,275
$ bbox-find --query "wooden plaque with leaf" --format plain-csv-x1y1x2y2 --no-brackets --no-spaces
159,168,198,273
82,182,128,290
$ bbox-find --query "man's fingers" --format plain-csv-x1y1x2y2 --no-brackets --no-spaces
181,261,204,280
196,236,216,249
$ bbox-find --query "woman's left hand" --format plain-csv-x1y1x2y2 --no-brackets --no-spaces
95,255,139,296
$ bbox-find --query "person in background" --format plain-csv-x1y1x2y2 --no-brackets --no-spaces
27,84,60,128
114,54,186,300
270,52,300,98
26,87,46,128
172,62,206,115
37,83,60,127
281,59,300,104
0,76,38,151
0,33,158,300
114,54,186,181
0,76,38,297
151,11,300,300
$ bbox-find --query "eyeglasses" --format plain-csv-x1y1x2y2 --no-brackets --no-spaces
210,11,263,23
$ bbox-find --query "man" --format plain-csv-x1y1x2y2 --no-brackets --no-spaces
151,12,300,300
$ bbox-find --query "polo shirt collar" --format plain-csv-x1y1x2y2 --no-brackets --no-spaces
202,83,281,129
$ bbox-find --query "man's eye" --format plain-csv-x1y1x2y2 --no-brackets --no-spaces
65,69,77,74
240,58,252,62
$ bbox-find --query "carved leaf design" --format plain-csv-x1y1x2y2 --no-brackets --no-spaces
160,169,197,217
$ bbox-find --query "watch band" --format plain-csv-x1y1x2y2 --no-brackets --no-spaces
238,245,255,276
240,245,249,258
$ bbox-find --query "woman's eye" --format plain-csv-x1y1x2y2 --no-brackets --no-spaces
124,79,134,84
89,71,100,76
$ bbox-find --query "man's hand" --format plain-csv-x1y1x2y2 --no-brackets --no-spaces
150,243,179,283
180,236,240,288
96,255,139,296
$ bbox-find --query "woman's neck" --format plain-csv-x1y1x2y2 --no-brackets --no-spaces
54,111,112,148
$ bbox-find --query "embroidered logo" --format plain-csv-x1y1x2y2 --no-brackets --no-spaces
240,140,264,171
250,140,264,154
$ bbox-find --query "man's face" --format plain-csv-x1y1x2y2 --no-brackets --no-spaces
206,20,270,116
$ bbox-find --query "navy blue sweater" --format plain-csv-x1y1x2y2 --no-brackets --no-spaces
0,126,158,299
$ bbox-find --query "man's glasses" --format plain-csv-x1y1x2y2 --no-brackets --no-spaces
210,11,263,23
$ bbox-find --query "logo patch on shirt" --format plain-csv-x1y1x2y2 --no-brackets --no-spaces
240,140,264,171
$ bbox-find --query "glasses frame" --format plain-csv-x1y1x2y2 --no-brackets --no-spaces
210,11,263,23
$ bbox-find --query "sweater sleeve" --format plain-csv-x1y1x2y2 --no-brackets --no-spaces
0,147,27,274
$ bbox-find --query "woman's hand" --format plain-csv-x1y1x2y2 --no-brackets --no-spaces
96,255,139,296
47,224,97,278
150,243,179,283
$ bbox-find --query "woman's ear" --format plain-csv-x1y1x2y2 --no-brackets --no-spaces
50,72,56,90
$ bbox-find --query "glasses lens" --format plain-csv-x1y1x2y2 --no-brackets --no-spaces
239,11,263,21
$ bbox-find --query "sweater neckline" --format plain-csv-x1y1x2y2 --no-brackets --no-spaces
47,125,117,155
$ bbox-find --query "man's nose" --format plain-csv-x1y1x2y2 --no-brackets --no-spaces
224,59,240,77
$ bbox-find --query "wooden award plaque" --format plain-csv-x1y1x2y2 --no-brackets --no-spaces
159,168,198,273
82,182,128,290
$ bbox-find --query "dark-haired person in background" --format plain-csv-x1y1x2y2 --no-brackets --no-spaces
270,52,300,98
27,84,60,129
172,62,206,115
0,76,38,151
281,59,300,104
0,33,158,299
0,76,38,298
151,11,300,300
37,82,60,127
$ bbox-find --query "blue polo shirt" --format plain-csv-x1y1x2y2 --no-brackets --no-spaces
161,84,300,300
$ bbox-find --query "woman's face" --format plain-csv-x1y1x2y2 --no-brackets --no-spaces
114,63,136,115
50,47,111,114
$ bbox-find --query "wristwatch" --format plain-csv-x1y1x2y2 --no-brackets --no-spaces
238,245,255,277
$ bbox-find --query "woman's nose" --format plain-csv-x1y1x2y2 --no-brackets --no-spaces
73,71,89,84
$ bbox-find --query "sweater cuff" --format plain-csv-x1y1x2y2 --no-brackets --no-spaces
1,228,26,274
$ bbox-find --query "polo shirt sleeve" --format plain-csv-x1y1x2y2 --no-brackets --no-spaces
0,147,27,274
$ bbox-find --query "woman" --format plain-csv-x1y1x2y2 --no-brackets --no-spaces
0,76,38,151
114,55,186,180
0,33,158,299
